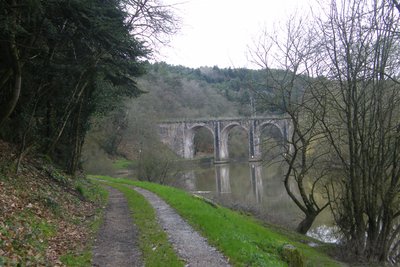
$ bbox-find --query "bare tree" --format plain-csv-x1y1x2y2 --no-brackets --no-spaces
392,0,400,13
314,0,400,262
252,1,400,263
122,0,180,52
250,15,331,234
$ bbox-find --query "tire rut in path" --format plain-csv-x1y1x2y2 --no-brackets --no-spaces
133,186,231,267
92,186,143,267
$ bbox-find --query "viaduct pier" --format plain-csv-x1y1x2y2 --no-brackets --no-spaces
158,116,291,163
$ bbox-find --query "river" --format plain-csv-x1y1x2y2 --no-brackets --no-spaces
169,160,339,243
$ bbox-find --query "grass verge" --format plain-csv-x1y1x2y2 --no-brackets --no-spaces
112,158,135,170
60,180,109,266
90,175,344,267
96,180,184,267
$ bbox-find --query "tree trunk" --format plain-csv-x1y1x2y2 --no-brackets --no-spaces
0,1,22,128
0,73,21,128
46,79,88,154
67,96,84,175
296,213,317,234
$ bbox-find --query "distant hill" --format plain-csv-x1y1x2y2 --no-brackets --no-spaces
133,62,286,119
82,63,298,170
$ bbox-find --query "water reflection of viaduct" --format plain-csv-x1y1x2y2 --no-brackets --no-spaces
158,116,291,163
184,163,264,203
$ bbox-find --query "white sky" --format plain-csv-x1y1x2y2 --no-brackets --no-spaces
158,0,317,69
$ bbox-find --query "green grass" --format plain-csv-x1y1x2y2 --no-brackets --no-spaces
112,158,135,170
0,209,57,265
91,175,344,267
60,251,92,267
96,181,184,267
60,180,109,267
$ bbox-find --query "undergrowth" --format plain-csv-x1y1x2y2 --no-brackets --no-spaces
0,139,107,266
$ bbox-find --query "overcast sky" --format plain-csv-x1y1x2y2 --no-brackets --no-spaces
158,0,317,69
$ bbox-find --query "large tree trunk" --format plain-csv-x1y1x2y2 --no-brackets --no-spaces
296,213,317,234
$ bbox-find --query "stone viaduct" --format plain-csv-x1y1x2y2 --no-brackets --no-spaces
158,116,292,163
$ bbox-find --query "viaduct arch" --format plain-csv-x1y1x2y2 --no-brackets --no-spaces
158,116,292,163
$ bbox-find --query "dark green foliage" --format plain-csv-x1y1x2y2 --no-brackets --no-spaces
0,0,154,174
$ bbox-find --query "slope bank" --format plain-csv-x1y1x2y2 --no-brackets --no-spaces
0,140,106,265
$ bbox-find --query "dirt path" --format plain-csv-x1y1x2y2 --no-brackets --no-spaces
133,187,231,267
92,186,143,267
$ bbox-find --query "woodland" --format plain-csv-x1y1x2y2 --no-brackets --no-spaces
1,0,400,265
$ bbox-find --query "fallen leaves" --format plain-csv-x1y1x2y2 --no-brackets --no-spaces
0,140,99,266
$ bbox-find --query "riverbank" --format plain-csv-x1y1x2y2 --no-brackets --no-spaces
0,135,344,267
91,175,345,266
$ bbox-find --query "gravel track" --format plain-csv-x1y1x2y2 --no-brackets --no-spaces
133,186,231,267
92,186,143,267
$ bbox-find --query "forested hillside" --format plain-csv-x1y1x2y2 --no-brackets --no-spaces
138,62,287,118
82,62,289,170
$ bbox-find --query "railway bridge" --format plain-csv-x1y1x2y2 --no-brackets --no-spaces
158,116,292,163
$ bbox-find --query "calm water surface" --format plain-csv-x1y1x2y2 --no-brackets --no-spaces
170,160,338,242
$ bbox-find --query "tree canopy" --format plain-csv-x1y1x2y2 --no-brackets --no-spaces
0,0,178,174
